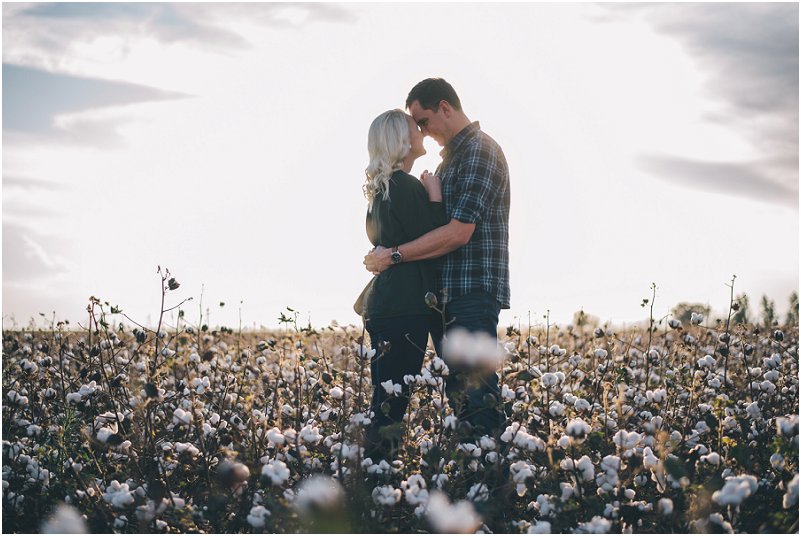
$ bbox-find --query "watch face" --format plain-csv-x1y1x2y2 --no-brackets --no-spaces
391,251,402,264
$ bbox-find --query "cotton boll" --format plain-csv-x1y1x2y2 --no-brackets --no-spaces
528,520,552,534
575,516,612,533
783,474,799,509
658,498,673,515
293,475,345,515
425,490,482,533
442,328,505,372
372,485,402,506
41,503,88,534
247,505,271,528
712,475,758,506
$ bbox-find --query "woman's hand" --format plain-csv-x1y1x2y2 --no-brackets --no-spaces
421,170,442,202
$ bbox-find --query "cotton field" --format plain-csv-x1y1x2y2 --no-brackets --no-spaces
2,293,799,533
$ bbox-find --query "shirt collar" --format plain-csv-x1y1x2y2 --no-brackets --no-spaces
440,121,481,160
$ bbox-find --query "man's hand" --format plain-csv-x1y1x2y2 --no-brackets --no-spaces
364,245,392,275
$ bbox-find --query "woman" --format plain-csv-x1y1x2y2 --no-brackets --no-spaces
355,109,448,461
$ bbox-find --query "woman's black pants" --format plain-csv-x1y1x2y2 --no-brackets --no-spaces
365,314,430,461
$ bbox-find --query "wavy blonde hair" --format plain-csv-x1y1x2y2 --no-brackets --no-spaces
363,109,411,203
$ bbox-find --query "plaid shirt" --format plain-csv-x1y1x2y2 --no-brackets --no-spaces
435,121,510,309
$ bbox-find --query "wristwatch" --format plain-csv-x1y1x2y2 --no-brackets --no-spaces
391,247,403,265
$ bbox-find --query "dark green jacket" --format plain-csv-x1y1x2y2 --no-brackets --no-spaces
356,170,448,319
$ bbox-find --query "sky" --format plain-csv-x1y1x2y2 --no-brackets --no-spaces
2,2,798,331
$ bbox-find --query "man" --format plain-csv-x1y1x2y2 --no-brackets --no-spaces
363,77,510,437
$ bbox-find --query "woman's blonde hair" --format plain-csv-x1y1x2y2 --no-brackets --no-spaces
364,109,410,203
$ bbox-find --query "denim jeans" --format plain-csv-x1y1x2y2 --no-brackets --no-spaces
430,290,504,436
365,314,430,459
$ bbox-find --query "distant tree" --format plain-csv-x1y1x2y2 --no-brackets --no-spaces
732,293,750,325
787,292,799,326
672,302,711,325
760,295,776,327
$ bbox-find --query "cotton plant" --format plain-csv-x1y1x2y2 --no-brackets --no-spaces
1,297,798,534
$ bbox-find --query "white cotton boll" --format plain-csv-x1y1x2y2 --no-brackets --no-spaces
425,490,483,533
697,355,716,369
467,483,489,502
776,415,799,436
174,442,200,458
566,418,592,439
96,427,117,444
246,505,271,528
356,344,377,360
401,474,429,506
746,402,761,420
764,353,782,369
173,408,193,426
442,328,504,372
372,485,402,506
478,436,496,451
560,482,575,501
528,520,552,534
691,312,704,325
575,456,595,482
624,488,636,500
7,390,29,406
549,401,565,417
701,452,721,466
299,425,322,445
103,480,135,508
613,430,641,451
557,435,571,449
575,515,612,533
574,398,591,412
293,475,344,514
760,381,776,394
444,415,458,430
783,474,799,509
764,369,779,382
381,380,402,396
658,498,674,515
329,387,344,400
642,447,659,470
712,475,758,506
41,503,88,534
770,453,785,470
540,372,558,388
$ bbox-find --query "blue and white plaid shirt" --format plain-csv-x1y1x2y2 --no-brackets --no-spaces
435,121,510,309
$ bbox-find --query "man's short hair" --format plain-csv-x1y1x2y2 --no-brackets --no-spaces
406,78,462,112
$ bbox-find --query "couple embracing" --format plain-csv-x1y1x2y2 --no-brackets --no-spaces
356,78,511,462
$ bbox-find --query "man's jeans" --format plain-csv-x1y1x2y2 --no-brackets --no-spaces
430,290,504,436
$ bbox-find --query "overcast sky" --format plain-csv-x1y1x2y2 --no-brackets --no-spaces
3,2,798,331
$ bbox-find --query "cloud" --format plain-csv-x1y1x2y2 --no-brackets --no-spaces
3,176,68,192
6,3,248,51
2,3,357,67
2,221,71,282
603,4,798,205
3,63,187,142
637,155,798,209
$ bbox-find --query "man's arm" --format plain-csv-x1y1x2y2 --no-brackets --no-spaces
363,218,474,274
